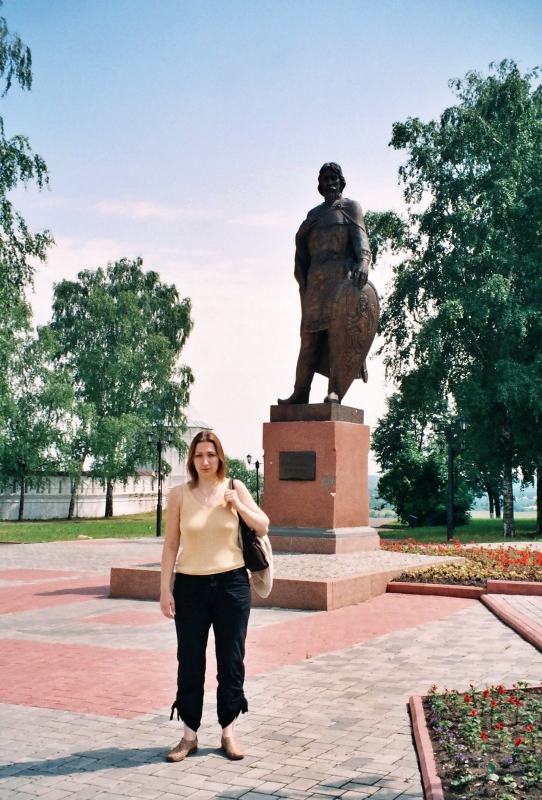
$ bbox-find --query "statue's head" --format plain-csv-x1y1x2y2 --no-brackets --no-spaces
318,162,346,201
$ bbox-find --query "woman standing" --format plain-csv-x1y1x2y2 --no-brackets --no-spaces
160,430,269,762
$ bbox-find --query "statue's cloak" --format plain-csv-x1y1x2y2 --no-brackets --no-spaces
294,198,370,335
293,198,372,380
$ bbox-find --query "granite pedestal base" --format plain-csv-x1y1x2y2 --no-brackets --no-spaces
262,403,375,555
110,553,465,611
269,525,379,554
108,564,395,610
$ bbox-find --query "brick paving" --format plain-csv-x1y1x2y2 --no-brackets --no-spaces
502,594,542,625
1,540,542,800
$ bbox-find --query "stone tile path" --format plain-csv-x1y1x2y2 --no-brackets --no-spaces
503,594,542,625
1,540,542,800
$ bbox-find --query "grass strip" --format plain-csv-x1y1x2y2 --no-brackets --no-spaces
0,512,161,543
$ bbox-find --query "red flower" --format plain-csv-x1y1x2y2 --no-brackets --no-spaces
463,694,472,703
490,700,497,707
514,737,523,746
470,709,478,717
495,723,505,731
483,689,490,699
526,724,533,733
481,731,488,741
497,685,507,695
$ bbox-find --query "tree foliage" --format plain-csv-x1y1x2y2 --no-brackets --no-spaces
0,5,33,95
0,328,73,519
372,393,473,526
372,61,542,535
0,3,54,483
0,4,52,333
50,258,194,516
226,457,263,505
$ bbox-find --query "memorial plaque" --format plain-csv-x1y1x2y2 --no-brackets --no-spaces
279,451,316,481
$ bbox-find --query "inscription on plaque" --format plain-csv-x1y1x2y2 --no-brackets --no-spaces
279,451,316,481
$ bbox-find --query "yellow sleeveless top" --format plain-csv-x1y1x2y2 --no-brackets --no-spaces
175,479,245,576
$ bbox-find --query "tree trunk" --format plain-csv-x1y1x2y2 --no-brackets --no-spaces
18,479,25,521
486,484,494,518
104,479,114,517
502,466,515,537
495,493,501,518
537,464,542,536
68,475,79,520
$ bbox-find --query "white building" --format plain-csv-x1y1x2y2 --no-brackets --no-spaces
0,406,211,520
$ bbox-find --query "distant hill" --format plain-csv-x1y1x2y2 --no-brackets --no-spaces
368,474,394,513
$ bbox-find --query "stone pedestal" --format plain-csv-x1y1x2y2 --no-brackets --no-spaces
262,404,379,554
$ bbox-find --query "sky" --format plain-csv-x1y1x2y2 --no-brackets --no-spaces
4,0,542,470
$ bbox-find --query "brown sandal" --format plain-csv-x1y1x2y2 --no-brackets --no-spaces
220,734,244,760
166,736,198,762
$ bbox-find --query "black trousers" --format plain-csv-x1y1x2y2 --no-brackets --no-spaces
171,567,251,732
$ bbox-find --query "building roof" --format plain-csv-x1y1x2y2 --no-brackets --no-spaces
185,403,212,431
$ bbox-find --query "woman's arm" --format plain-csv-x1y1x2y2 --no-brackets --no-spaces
224,479,269,537
160,485,183,618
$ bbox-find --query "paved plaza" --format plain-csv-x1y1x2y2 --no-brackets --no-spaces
1,539,542,800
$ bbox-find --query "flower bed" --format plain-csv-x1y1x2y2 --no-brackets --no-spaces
422,683,542,799
381,540,542,586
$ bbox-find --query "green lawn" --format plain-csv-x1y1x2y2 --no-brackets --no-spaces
0,512,162,543
2,513,540,546
380,517,541,543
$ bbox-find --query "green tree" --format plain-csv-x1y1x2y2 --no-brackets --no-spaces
372,393,473,525
50,258,194,516
0,5,54,487
373,61,542,537
0,4,52,346
64,399,96,519
226,457,262,505
0,328,73,520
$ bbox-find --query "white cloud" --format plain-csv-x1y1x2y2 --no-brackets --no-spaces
94,199,295,230
230,212,293,229
26,228,394,472
95,199,213,222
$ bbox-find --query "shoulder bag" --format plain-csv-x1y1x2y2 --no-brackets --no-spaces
230,478,269,573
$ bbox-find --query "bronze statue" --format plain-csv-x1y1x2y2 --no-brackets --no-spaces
279,163,379,405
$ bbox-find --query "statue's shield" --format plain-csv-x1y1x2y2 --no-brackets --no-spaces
329,279,380,400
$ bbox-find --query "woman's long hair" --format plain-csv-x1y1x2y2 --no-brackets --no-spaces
186,431,226,486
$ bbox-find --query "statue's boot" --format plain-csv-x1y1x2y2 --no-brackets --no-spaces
277,388,310,405
324,392,340,404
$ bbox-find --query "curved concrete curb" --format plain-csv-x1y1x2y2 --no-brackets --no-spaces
388,582,484,599
388,579,542,600
486,579,542,596
481,594,542,652
409,695,444,800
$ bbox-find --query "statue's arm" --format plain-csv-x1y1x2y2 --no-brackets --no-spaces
348,201,371,288
294,219,312,298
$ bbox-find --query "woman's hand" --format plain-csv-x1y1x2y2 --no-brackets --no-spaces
224,487,243,512
160,485,182,619
226,479,270,537
160,588,175,619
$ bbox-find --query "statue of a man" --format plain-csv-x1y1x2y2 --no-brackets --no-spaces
279,163,374,405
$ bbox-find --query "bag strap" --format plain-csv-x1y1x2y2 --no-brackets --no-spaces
230,478,234,490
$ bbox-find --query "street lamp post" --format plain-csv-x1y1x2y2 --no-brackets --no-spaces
147,429,173,537
432,415,468,542
246,455,261,506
